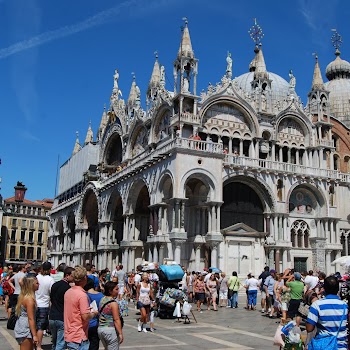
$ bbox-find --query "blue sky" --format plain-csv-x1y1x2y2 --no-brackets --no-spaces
0,0,349,201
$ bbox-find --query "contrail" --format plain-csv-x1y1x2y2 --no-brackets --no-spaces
0,0,141,59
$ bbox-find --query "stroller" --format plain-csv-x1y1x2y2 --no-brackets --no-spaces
157,265,186,319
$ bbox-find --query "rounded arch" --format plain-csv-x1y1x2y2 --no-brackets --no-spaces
126,179,151,215
151,104,172,143
106,188,124,244
275,112,312,146
156,171,174,203
221,176,273,232
129,123,149,158
99,123,123,164
199,96,260,135
286,183,328,217
223,174,276,212
180,168,218,202
77,183,101,224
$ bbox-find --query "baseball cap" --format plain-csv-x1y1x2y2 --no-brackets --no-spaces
42,261,52,271
270,269,276,273
294,272,302,280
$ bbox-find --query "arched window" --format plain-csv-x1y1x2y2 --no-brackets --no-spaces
290,220,310,248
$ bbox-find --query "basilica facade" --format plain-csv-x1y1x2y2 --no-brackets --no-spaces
48,22,350,277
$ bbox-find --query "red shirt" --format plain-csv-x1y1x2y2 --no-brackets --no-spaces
64,285,90,343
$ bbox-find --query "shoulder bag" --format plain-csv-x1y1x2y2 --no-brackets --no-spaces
100,299,124,328
7,307,18,330
308,305,346,350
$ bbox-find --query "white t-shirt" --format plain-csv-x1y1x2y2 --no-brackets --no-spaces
304,275,319,290
35,274,54,307
134,273,142,286
204,273,212,283
246,278,260,291
13,271,26,295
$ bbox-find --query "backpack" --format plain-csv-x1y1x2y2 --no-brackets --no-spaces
2,276,14,296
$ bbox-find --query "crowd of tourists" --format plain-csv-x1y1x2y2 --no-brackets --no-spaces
0,262,348,349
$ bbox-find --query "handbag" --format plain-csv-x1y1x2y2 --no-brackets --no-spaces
7,308,18,330
297,302,310,317
308,305,346,350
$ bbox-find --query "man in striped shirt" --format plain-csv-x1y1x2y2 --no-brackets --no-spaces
306,275,348,349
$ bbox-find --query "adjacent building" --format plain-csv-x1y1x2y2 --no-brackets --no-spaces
0,182,53,266
48,21,350,277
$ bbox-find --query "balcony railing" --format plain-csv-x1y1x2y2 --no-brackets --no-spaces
171,112,201,124
224,155,339,179
315,139,334,148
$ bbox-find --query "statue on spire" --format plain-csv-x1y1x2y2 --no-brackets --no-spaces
160,65,165,87
112,69,122,98
226,51,233,78
289,69,296,91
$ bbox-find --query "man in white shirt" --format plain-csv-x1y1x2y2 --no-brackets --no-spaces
304,270,319,291
36,261,54,350
134,265,143,286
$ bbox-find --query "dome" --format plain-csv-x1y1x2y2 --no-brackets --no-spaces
326,55,350,80
324,79,350,126
234,71,290,104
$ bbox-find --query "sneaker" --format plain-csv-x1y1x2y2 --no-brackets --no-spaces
267,308,271,313
261,309,265,313
150,328,155,332
200,311,203,313
143,328,148,333
137,324,142,332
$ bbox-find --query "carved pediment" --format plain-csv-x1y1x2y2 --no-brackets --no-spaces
221,222,266,237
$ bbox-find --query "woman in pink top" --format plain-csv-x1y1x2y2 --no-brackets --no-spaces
206,274,218,311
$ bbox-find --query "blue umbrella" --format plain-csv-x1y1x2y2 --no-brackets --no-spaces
209,267,221,273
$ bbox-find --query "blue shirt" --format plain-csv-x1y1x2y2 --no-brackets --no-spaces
87,292,104,328
306,294,348,349
264,275,275,295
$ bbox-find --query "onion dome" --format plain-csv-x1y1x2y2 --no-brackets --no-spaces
324,42,350,126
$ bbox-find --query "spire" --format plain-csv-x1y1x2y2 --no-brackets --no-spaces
149,51,160,89
177,17,194,59
311,54,324,90
84,121,93,144
99,105,107,130
128,73,141,109
248,19,267,78
72,131,81,155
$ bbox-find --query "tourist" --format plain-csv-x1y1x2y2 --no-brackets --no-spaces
306,276,348,349
127,273,136,301
64,265,98,350
136,272,154,332
86,264,99,291
14,276,39,350
193,274,206,313
264,269,276,313
268,273,283,319
283,269,304,323
206,273,218,311
84,277,104,350
219,272,229,307
9,264,27,312
98,281,124,349
244,273,260,310
98,269,107,293
258,266,270,313
49,266,74,350
35,261,54,350
51,263,66,283
228,271,240,308
304,270,319,292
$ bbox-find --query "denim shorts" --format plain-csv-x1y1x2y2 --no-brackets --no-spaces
36,307,50,330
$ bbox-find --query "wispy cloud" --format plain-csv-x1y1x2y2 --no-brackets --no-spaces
20,130,41,142
0,0,174,60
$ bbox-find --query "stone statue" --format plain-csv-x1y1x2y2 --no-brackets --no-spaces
289,69,296,89
113,69,119,89
226,51,232,77
160,65,165,86
183,77,189,92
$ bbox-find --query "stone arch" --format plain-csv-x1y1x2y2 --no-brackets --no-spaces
151,104,172,143
200,96,259,135
180,168,218,202
106,188,124,244
222,173,276,212
221,175,275,232
77,183,101,223
99,123,124,164
286,183,328,217
129,124,149,158
156,172,174,203
275,112,312,146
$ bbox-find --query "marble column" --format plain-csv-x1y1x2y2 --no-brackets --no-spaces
211,244,218,268
174,241,182,265
159,244,165,265
195,244,201,272
275,249,280,272
153,245,159,264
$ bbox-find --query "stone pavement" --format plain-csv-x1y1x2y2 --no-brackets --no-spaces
0,294,281,350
